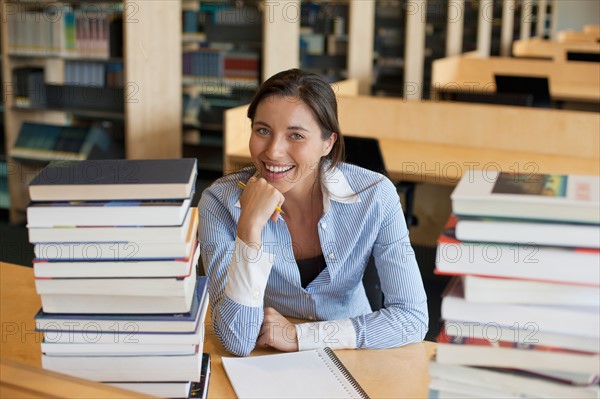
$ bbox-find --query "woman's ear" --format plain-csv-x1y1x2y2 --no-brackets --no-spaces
322,133,338,156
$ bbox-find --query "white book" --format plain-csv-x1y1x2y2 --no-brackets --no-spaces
436,237,600,286
107,382,191,399
36,277,208,332
35,260,196,296
454,216,600,249
43,315,204,345
430,377,521,398
41,342,197,356
441,279,600,339
33,243,199,278
33,209,197,261
27,198,192,227
28,204,193,243
40,273,196,314
451,170,599,224
42,347,203,382
435,341,600,375
222,348,369,399
443,320,600,353
429,362,600,399
462,275,600,307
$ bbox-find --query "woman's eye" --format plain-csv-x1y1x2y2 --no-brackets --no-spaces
290,133,304,140
257,128,270,135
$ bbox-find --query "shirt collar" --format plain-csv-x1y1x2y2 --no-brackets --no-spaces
233,164,361,212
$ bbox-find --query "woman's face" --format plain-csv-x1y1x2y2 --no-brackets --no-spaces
249,95,337,196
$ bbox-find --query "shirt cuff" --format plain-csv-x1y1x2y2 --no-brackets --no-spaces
224,236,274,307
295,319,357,351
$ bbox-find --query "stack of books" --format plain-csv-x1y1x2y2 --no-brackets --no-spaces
27,158,211,399
430,170,600,398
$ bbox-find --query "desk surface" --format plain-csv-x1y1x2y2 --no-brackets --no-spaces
227,139,600,186
0,262,436,398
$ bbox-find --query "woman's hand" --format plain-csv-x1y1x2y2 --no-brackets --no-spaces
257,307,299,352
237,177,284,246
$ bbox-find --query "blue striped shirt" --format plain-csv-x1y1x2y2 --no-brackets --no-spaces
199,163,428,356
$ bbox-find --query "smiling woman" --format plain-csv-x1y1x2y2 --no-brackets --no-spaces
198,69,428,357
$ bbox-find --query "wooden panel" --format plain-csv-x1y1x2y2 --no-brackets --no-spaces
331,79,360,97
347,1,374,95
125,0,181,159
261,0,300,81
336,96,600,159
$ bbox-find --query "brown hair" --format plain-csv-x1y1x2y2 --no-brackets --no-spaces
246,69,345,173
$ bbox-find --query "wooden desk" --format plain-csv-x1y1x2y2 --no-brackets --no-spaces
225,97,600,185
0,262,436,399
512,38,600,61
0,262,151,398
432,55,600,103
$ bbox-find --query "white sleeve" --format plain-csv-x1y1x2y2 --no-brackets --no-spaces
224,236,274,307
295,319,357,351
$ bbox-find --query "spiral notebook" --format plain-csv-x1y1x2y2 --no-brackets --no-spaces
221,347,370,399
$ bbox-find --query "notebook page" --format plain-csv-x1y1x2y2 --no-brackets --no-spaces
221,348,365,399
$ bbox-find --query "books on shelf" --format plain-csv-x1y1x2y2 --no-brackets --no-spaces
6,4,123,59
451,170,600,224
28,204,195,243
29,158,197,201
454,215,600,249
10,121,122,162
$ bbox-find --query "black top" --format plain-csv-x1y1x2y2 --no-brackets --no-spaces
296,254,327,289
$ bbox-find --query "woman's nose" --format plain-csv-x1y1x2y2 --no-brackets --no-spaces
265,136,286,159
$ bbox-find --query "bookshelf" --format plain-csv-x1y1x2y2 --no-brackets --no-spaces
299,0,349,83
1,0,181,224
180,0,262,177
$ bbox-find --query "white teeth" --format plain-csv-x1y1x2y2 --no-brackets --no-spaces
266,164,293,173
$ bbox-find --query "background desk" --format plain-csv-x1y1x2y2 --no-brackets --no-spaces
432,55,600,104
0,262,436,398
225,98,600,185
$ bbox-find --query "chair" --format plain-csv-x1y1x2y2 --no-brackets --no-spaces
344,135,417,311
494,74,552,108
438,90,534,107
566,51,600,62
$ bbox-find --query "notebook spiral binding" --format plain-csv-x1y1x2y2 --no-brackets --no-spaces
322,347,371,399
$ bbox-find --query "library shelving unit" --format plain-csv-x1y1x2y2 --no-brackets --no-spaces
181,0,262,177
372,0,406,97
1,0,181,224
299,0,349,83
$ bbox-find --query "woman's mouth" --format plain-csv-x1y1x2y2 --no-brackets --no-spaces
264,163,295,180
